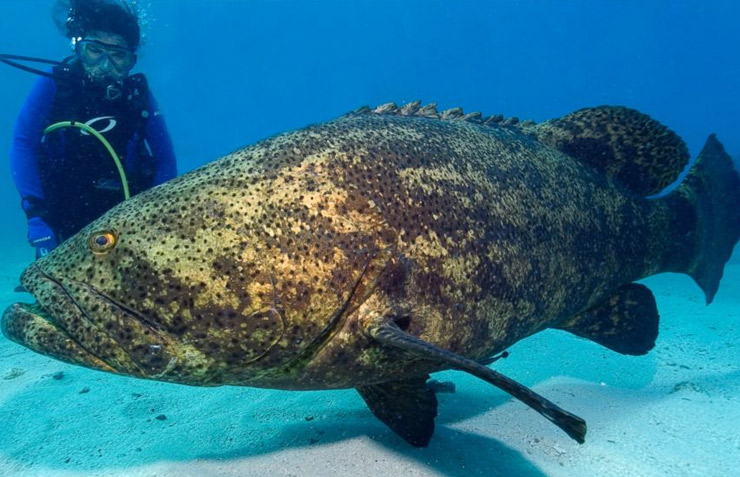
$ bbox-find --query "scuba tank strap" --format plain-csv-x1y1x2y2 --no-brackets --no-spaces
124,73,152,134
50,56,79,84
121,72,156,193
48,58,84,121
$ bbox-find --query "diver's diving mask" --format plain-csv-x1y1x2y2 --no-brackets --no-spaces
75,39,137,71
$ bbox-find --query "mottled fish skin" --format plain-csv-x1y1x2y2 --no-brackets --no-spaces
3,108,696,389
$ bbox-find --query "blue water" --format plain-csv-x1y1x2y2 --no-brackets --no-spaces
0,1,739,476
2,1,739,234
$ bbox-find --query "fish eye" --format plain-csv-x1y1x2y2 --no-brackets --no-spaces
88,230,118,255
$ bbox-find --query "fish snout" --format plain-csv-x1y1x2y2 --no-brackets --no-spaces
1,302,116,372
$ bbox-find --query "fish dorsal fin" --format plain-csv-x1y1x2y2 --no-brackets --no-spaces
350,101,537,129
349,100,689,196
351,102,687,196
530,106,690,196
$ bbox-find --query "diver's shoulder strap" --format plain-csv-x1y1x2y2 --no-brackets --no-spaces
50,57,80,88
48,59,83,120
123,73,151,133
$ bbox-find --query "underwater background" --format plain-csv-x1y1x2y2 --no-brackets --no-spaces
0,1,738,476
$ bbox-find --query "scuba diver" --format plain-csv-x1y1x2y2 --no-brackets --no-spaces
6,0,177,258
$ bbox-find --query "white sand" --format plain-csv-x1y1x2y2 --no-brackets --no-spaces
1,253,738,477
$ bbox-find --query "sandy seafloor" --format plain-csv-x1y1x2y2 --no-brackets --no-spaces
0,245,738,477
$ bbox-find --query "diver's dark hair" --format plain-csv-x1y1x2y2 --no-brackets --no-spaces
66,0,140,50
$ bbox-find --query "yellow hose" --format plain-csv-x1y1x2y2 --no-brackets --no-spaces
43,121,130,200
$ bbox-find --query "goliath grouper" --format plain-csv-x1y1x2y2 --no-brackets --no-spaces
4,102,740,447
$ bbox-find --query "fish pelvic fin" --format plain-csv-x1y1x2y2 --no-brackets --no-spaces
556,283,659,356
367,322,587,444
671,135,740,304
356,375,438,447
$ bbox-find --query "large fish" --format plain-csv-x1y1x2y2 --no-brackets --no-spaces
3,102,739,447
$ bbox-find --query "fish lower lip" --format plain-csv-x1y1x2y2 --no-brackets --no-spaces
1,302,114,372
16,265,169,378
4,264,119,373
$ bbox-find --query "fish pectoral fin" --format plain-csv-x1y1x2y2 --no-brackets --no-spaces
356,374,438,447
556,283,659,356
368,322,587,444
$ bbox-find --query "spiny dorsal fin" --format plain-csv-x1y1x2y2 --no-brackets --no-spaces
440,107,464,119
462,111,483,123
399,100,421,116
484,114,504,125
417,102,440,118
373,102,398,114
530,106,690,196
350,101,536,130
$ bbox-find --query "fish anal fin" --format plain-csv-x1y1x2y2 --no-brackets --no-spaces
557,283,659,356
356,375,438,447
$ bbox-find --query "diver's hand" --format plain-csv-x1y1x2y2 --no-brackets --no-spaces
27,217,58,258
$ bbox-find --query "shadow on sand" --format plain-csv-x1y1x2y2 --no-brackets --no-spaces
0,328,672,476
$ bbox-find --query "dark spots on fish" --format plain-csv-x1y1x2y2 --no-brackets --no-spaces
554,118,585,136
377,256,410,298
465,317,494,353
475,260,513,302
560,137,615,171
334,348,350,366
533,106,689,196
414,265,445,305
169,315,188,336
287,280,312,310
13,105,689,391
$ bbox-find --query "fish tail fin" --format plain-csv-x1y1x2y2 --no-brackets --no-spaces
671,135,740,303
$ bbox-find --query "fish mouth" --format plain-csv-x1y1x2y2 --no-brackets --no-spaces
3,263,181,379
2,265,116,372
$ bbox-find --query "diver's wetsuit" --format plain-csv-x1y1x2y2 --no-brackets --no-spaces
10,61,176,249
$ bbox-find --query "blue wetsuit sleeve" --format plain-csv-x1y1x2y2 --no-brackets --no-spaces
9,76,56,210
145,90,177,184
